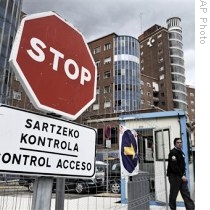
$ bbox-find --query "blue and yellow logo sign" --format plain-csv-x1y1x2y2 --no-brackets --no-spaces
121,129,138,173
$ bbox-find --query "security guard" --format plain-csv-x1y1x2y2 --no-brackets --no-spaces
167,137,195,210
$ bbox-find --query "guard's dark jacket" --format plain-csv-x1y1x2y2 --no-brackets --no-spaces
167,147,186,177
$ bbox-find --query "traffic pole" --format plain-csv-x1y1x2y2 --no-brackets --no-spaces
55,178,65,210
46,113,65,210
31,177,53,210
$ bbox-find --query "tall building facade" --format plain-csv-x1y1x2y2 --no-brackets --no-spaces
167,17,188,111
186,85,195,122
138,17,194,121
83,33,141,118
77,33,141,151
138,24,174,111
0,0,23,104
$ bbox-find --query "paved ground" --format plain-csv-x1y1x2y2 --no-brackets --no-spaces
0,194,187,210
0,182,188,210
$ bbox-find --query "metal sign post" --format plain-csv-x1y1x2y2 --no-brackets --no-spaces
105,125,111,193
106,139,111,193
31,177,53,210
55,178,65,210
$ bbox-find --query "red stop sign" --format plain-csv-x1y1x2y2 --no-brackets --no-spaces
9,11,97,120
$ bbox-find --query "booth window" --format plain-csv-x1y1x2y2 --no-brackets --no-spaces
143,136,154,163
154,128,170,161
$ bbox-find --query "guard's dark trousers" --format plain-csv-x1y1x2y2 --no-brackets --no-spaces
168,174,195,210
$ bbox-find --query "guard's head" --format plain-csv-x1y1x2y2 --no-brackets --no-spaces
174,137,182,146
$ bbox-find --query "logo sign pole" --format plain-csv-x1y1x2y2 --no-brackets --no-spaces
119,125,139,204
104,124,111,193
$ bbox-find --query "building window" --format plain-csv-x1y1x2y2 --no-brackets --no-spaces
157,33,162,38
95,60,100,68
159,57,164,63
111,127,118,144
191,100,194,105
104,43,111,51
93,46,101,54
141,100,144,104
121,68,126,75
13,91,21,100
104,71,111,78
160,74,164,80
126,84,132,90
97,128,103,145
97,73,100,80
115,100,121,107
159,66,164,71
93,104,99,110
104,100,111,108
158,41,163,47
154,129,170,161
115,84,122,90
104,86,111,93
141,89,144,94
147,82,151,87
96,87,100,94
104,57,111,65
190,92,194,97
158,49,163,54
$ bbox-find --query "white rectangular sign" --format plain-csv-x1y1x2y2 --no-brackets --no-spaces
0,105,96,177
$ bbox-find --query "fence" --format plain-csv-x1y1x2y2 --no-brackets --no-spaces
0,124,195,210
0,101,195,210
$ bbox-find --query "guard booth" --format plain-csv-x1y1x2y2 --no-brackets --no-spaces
119,110,194,206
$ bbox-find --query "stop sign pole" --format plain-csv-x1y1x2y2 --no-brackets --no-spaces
9,11,97,210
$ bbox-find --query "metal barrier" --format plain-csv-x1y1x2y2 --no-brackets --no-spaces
127,172,150,210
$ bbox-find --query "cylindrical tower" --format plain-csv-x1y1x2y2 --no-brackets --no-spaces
167,17,187,112
114,35,141,112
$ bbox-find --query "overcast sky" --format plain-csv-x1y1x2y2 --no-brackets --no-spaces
22,0,195,86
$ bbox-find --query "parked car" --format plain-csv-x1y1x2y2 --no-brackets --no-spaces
104,158,121,194
18,175,35,192
108,161,121,193
18,161,107,194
